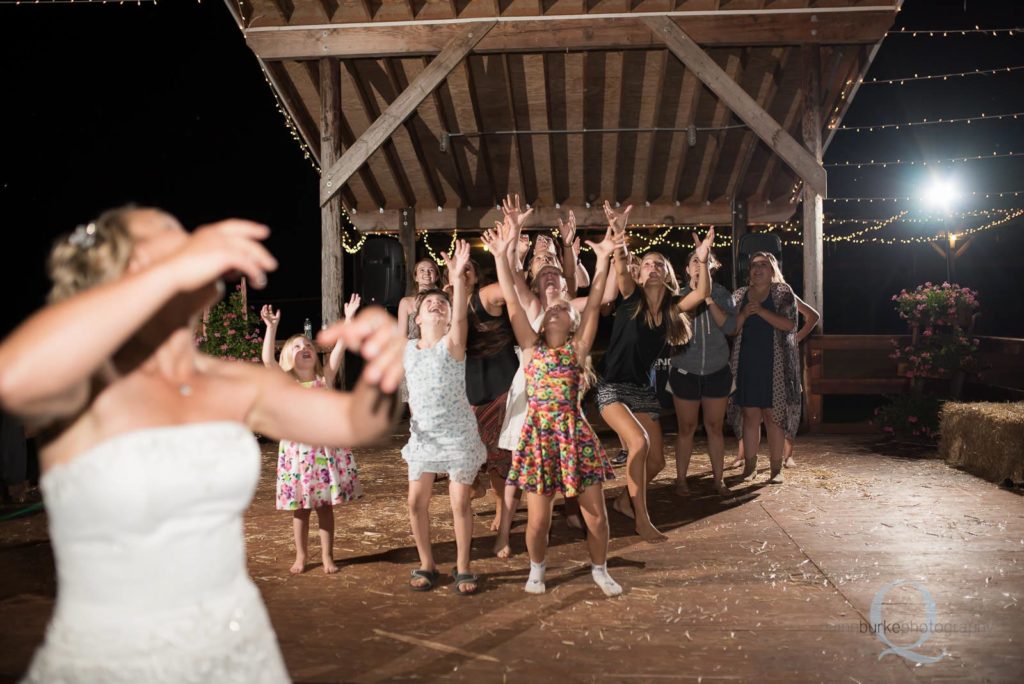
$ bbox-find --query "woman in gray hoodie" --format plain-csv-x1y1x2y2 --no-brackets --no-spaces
669,249,737,496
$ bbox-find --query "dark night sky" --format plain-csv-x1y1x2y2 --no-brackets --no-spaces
1,0,1022,339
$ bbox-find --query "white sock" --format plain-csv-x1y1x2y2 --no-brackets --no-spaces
591,563,622,597
525,560,546,594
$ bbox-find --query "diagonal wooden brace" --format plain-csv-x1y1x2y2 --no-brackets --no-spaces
319,20,496,206
642,15,827,198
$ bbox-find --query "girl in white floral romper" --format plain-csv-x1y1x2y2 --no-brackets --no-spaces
261,294,362,575
403,240,487,595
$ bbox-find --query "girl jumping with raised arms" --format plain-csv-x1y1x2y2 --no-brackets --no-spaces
402,240,487,596
484,217,622,597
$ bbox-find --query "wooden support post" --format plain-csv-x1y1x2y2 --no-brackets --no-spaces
319,21,495,206
399,208,417,294
731,198,747,291
801,45,824,333
320,57,344,382
801,46,825,433
643,16,827,197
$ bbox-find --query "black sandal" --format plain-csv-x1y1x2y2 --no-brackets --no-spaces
409,568,440,592
450,570,480,596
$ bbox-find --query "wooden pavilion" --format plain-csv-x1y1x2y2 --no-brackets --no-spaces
223,0,901,333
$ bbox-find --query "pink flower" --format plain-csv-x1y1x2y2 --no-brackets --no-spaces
220,344,228,351
922,328,932,337
908,416,918,423
227,329,236,336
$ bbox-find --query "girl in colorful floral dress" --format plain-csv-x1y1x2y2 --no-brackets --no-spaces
484,218,622,597
260,294,362,574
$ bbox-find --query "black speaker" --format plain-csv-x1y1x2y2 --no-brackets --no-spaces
736,232,783,276
359,236,406,309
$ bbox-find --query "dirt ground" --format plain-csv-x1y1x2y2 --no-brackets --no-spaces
1,431,1022,683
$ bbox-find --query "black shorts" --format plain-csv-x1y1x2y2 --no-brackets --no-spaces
667,365,732,401
595,381,662,417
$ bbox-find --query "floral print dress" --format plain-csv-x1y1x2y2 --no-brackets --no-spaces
275,377,360,510
507,341,614,496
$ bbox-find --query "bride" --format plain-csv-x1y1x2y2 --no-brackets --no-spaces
0,206,405,683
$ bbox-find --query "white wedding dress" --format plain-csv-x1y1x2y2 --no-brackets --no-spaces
22,421,290,683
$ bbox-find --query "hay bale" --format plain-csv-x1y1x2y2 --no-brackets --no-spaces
940,402,1024,484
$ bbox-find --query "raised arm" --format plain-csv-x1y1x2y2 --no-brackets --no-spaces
483,221,538,351
446,240,471,361
479,194,536,313
557,212,579,295
0,220,277,423
604,201,636,298
676,228,715,312
260,304,281,370
323,293,360,386
793,294,821,343
250,307,405,448
575,228,618,357
572,238,591,289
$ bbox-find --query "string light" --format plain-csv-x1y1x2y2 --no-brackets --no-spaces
862,65,1024,85
833,110,1022,132
2,1,157,4
826,150,1023,169
825,190,1024,203
887,27,1021,37
421,229,459,265
257,64,320,174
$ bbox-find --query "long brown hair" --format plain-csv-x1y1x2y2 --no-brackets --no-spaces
631,251,691,346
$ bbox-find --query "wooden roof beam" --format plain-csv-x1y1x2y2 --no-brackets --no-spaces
319,21,496,205
644,15,825,196
246,9,898,60
348,199,794,231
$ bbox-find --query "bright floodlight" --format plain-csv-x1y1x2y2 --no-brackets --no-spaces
923,178,960,212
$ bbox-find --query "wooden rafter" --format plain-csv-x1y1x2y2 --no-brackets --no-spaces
722,46,786,201
320,20,496,205
349,199,794,231
245,10,898,59
644,15,825,196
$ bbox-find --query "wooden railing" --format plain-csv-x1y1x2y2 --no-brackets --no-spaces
806,334,1024,433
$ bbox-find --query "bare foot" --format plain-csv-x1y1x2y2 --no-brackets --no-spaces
673,479,691,496
784,456,796,468
727,457,744,470
612,493,635,520
636,522,668,544
493,531,511,559
322,558,339,574
289,556,307,575
713,481,731,496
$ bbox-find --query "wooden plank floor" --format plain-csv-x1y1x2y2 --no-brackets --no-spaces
1,434,1022,683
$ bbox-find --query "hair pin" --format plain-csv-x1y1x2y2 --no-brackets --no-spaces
68,223,98,249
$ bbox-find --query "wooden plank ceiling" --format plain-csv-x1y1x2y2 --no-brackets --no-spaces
233,0,898,230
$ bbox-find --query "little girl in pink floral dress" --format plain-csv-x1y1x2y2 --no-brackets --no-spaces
261,295,362,574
